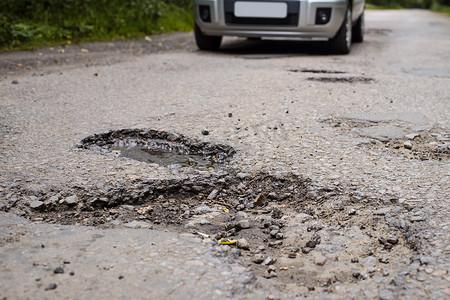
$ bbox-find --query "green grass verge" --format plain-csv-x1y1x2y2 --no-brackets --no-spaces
432,4,450,15
0,1,194,53
366,4,403,9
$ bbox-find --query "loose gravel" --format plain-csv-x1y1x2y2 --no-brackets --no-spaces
0,10,449,299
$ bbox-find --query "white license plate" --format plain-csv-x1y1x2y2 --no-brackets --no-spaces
234,2,288,19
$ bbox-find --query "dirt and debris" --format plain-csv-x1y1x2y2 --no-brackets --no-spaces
0,129,424,297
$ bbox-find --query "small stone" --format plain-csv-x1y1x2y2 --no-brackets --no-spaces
236,172,250,179
267,265,277,273
121,205,135,211
405,133,419,140
348,208,357,216
379,256,389,264
118,275,124,280
325,254,338,261
263,256,276,265
306,240,317,248
201,129,210,135
53,267,64,274
360,271,369,280
268,240,283,247
265,271,277,278
90,197,109,206
305,233,321,248
230,249,241,258
361,256,377,267
375,208,391,216
252,254,264,264
30,200,45,209
275,233,284,240
11,80,19,84
404,141,413,150
387,235,399,245
194,205,214,214
419,256,435,265
237,238,250,250
302,247,312,254
124,220,152,229
236,220,251,230
65,195,79,205
351,257,359,263
228,113,233,117
432,269,448,277
416,273,427,282
69,271,75,276
207,189,219,200
45,283,57,291
288,253,297,259
314,255,327,266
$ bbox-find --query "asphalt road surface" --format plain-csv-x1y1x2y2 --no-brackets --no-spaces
1,10,449,299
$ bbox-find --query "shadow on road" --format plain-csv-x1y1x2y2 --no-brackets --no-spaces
215,38,335,57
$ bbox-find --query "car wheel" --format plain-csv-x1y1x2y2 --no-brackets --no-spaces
194,23,222,51
352,12,364,43
330,6,352,54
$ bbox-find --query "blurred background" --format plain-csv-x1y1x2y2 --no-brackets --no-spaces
0,0,448,52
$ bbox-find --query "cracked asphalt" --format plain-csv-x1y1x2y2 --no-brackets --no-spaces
0,10,449,299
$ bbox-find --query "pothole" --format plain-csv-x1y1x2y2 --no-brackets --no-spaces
3,166,417,297
307,77,374,83
289,69,347,74
77,129,235,169
322,117,450,161
0,129,425,297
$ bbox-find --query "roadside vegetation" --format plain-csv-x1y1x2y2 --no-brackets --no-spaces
0,0,448,52
367,0,450,14
0,0,193,52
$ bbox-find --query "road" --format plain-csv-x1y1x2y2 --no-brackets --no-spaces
0,10,449,299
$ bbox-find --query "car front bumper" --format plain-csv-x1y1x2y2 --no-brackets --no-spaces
195,0,348,39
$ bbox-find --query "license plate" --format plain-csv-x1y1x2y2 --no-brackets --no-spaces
234,2,288,19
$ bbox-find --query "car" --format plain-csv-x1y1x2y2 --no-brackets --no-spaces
193,0,365,54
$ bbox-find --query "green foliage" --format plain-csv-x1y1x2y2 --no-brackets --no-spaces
0,0,194,51
367,0,449,9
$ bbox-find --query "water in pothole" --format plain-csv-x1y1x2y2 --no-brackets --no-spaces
112,145,220,170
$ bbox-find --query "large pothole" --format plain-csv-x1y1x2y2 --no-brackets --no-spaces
2,129,421,297
78,128,236,170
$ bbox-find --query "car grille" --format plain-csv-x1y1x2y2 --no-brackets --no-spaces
224,0,300,27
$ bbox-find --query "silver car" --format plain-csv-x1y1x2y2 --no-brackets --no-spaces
194,0,365,54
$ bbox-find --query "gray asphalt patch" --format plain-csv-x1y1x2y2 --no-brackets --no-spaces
355,126,406,141
343,111,429,126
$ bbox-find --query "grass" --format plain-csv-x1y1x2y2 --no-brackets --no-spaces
432,4,450,15
0,0,194,52
366,4,405,9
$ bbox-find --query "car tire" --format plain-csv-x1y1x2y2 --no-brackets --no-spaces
330,6,352,54
352,12,364,43
194,23,222,51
